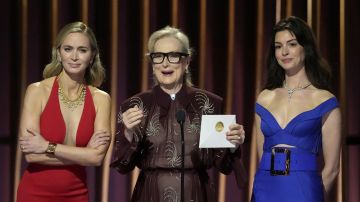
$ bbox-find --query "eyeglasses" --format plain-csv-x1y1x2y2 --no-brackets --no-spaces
149,52,189,64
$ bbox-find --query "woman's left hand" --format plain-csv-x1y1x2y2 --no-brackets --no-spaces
87,130,111,149
226,123,245,149
19,128,49,154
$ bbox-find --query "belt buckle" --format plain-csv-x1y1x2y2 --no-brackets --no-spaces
270,148,291,176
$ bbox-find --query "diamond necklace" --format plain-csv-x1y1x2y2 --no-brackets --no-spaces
58,80,86,111
283,81,311,102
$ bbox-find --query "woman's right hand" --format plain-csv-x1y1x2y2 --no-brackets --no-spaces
122,106,143,142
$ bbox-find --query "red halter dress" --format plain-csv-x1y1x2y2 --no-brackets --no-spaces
17,78,95,202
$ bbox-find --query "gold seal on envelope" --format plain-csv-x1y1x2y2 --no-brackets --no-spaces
215,121,224,132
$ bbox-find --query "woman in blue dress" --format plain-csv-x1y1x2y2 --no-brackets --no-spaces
251,16,341,202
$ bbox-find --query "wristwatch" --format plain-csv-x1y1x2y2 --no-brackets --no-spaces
46,142,57,155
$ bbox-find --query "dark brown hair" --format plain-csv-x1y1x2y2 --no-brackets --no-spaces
264,16,331,91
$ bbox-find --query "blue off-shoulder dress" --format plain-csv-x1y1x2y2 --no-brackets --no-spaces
251,97,339,202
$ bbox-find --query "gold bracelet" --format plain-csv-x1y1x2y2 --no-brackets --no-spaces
46,142,57,155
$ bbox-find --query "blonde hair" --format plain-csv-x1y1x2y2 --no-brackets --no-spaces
147,26,193,87
43,22,105,87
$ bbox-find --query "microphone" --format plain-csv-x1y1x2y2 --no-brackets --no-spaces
176,109,186,125
176,109,186,202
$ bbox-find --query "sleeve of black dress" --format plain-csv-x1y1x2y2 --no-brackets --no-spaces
110,100,151,174
213,146,247,188
211,97,248,188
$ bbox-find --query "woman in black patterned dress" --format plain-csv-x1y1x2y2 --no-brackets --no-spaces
111,26,246,202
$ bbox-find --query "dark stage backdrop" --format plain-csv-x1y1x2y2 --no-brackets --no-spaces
0,0,359,202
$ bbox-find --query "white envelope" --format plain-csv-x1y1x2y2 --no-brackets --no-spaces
199,115,236,148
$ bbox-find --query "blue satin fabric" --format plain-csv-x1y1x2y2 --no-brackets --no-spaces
251,97,338,202
252,169,324,202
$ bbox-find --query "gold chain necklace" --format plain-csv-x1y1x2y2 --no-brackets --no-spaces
283,81,311,102
58,81,86,111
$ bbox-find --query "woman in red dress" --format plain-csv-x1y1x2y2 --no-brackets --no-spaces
17,22,111,202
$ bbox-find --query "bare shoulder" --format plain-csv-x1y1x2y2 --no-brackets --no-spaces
22,77,56,113
256,89,276,107
88,86,111,105
25,77,55,99
311,89,336,104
